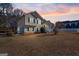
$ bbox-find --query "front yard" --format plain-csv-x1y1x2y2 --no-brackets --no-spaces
0,32,79,56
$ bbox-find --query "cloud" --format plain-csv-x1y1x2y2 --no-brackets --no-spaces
13,3,79,14
13,3,79,23
43,13,79,23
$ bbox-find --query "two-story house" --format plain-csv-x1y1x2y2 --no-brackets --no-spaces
17,11,44,34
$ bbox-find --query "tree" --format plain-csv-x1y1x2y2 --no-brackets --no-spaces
0,3,13,28
0,3,13,15
40,27,46,33
13,8,25,16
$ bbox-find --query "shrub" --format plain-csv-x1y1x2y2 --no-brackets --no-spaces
40,27,46,33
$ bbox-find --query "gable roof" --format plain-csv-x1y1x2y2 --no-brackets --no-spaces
24,11,54,25
46,21,54,25
25,11,44,20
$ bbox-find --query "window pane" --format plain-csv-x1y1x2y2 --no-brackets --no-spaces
28,17,30,23
33,19,35,23
37,20,38,24
27,27,29,31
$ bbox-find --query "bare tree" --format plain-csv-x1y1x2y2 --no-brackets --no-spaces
13,8,25,16
0,3,14,29
0,3,13,15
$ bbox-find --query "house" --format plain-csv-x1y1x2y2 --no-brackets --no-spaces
0,11,54,34
42,20,54,32
17,11,42,34
56,20,79,32
16,11,54,34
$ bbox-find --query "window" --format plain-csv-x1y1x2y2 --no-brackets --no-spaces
39,20,41,24
28,17,30,23
37,20,38,24
33,19,36,23
65,24,71,28
71,23,76,28
76,23,79,28
37,19,41,24
27,27,29,31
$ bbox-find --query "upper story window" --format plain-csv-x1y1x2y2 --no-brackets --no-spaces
33,19,36,24
28,17,30,23
38,20,41,24
37,18,41,24
37,20,38,24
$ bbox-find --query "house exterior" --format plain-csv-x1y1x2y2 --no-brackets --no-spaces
56,20,79,32
0,11,54,34
42,20,54,32
16,11,54,34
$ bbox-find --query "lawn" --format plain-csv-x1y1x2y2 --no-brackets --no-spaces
0,32,79,56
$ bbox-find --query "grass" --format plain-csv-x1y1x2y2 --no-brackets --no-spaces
0,32,79,56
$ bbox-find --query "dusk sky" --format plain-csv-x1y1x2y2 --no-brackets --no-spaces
13,3,79,23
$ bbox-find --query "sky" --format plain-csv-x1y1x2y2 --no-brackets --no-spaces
13,3,79,23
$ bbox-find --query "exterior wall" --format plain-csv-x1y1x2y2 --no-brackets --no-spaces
43,24,49,32
43,22,54,32
17,13,54,34
25,14,42,26
77,29,79,32
37,18,42,24
24,14,43,33
56,21,79,32
24,27,35,33
48,25,54,32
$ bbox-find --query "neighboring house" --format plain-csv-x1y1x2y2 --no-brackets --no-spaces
42,20,54,32
56,20,79,32
17,11,54,34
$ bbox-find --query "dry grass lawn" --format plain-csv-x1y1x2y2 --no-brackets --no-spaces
0,32,79,56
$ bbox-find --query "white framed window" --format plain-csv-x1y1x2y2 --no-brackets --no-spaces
28,17,30,23
33,19,36,24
